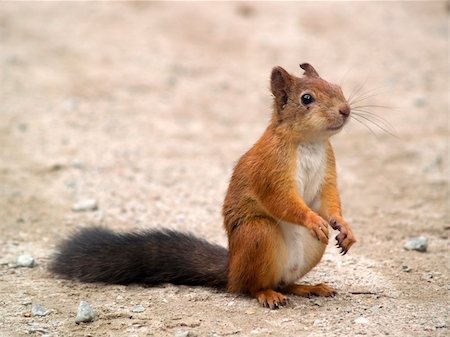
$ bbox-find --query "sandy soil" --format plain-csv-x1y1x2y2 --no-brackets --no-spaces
0,2,448,337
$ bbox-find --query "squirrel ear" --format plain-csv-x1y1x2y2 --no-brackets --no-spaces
299,63,320,78
271,66,292,112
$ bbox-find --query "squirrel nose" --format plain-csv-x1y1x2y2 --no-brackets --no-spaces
339,105,351,118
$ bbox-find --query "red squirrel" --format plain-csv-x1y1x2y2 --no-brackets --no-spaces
51,63,356,309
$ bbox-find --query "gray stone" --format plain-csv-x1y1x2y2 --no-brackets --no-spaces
72,199,98,212
131,304,145,313
32,304,50,317
16,253,35,267
404,236,428,252
75,301,96,323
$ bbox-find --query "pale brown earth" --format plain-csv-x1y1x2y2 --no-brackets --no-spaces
0,2,448,337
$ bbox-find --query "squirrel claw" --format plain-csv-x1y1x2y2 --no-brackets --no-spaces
256,290,289,310
330,217,356,255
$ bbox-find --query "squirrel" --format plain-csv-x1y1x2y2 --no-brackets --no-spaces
50,63,356,309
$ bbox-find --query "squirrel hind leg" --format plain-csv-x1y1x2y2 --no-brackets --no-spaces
282,283,337,298
226,217,289,308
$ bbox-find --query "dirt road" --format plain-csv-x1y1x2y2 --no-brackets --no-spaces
0,2,448,336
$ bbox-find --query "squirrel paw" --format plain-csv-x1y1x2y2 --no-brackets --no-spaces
255,290,289,310
330,218,356,255
309,283,338,297
283,283,337,298
305,213,329,244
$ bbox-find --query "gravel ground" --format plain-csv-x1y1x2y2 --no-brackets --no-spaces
0,2,448,337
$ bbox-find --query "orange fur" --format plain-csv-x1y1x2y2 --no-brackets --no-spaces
282,283,337,297
222,64,356,308
227,217,286,294
319,142,356,254
319,142,342,220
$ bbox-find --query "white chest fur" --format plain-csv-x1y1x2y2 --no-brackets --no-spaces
294,142,327,209
280,142,327,285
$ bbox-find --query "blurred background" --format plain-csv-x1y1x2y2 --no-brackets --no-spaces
0,2,448,337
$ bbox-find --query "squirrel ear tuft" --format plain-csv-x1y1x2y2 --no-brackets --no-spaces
299,63,320,78
271,66,292,112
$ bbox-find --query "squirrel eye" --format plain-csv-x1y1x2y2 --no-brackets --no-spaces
301,93,315,105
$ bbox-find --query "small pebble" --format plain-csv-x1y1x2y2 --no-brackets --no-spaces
402,265,412,272
313,319,324,326
63,98,79,112
31,304,50,317
250,329,269,335
27,324,49,335
370,304,383,312
18,123,28,132
436,322,447,329
414,97,426,108
424,155,443,172
16,253,35,268
71,160,84,169
404,236,428,252
174,331,192,337
354,316,369,324
131,304,145,313
22,298,32,305
75,301,96,323
72,199,98,212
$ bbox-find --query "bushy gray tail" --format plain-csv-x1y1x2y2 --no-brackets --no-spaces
50,227,228,288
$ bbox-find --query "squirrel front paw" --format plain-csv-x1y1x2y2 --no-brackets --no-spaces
304,212,329,244
330,217,356,255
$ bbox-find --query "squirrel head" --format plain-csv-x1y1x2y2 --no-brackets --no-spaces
270,64,350,141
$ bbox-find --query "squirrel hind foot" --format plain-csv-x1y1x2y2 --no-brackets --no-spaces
282,283,337,298
254,289,289,309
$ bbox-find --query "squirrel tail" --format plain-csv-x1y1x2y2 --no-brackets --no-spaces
49,227,228,288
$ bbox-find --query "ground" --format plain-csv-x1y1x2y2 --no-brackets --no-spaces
0,2,448,337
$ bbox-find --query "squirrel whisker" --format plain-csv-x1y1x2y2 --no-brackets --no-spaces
350,115,379,137
348,86,388,106
347,78,369,104
352,111,397,138
351,104,398,110
351,109,396,132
